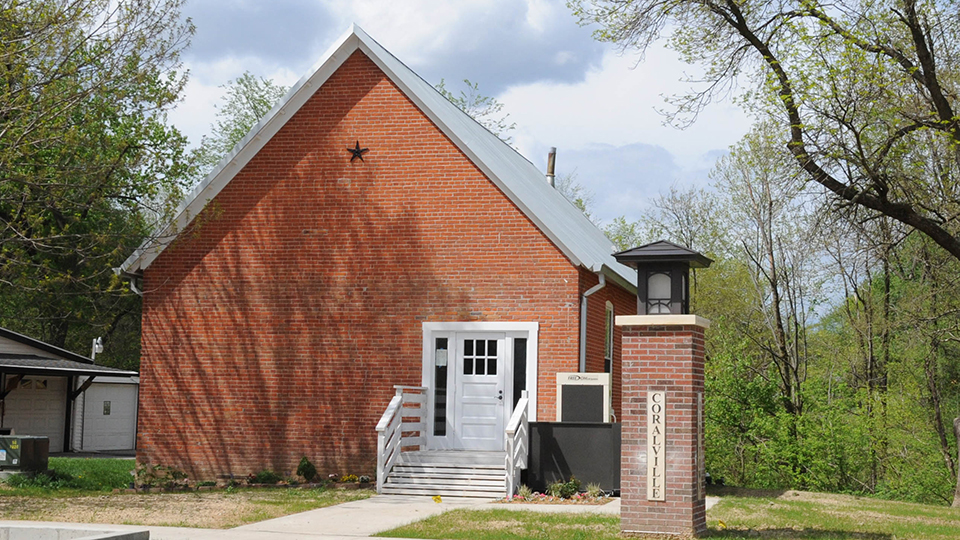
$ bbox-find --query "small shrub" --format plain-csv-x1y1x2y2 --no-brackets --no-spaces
518,484,533,499
586,482,604,498
296,457,317,482
546,481,562,498
250,470,283,485
546,476,582,499
340,474,359,483
197,480,216,487
358,475,370,484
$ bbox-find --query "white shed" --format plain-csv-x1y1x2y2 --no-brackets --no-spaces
72,376,139,452
0,327,138,453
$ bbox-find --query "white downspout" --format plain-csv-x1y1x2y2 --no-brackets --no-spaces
579,273,606,372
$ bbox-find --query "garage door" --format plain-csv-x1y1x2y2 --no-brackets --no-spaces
3,377,66,452
82,383,137,451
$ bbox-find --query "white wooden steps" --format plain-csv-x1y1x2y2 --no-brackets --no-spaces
379,450,506,498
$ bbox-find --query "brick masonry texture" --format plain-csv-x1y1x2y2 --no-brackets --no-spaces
138,50,634,480
620,322,706,537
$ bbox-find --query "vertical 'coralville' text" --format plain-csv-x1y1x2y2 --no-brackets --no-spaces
647,391,666,501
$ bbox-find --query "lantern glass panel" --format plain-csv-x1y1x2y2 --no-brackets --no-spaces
647,271,673,314
648,272,671,300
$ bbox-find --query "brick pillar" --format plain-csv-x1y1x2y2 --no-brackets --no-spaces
617,314,708,538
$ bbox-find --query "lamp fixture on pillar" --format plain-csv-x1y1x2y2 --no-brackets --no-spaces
613,240,713,315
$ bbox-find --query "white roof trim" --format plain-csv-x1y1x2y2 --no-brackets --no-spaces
121,25,637,291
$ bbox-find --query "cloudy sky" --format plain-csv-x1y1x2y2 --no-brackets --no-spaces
169,0,753,223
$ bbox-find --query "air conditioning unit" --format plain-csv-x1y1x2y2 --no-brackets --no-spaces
556,372,612,423
0,436,49,473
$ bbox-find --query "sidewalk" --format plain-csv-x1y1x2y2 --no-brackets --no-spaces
0,496,491,540
0,495,713,539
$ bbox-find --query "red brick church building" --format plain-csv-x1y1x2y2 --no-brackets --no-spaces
120,26,637,481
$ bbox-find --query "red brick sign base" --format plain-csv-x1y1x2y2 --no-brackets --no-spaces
617,315,708,537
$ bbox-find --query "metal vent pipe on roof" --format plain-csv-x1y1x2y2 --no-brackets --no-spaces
546,147,556,187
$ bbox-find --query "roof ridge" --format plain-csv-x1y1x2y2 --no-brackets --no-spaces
0,327,93,364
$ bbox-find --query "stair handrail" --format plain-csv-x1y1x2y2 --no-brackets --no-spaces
376,385,427,494
504,390,529,498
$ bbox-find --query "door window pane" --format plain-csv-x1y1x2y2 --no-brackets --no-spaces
462,338,498,377
434,338,448,436
512,338,527,409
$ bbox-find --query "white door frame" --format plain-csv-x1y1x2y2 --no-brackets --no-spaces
422,322,538,450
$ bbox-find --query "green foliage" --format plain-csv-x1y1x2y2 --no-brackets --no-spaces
603,216,645,251
554,171,598,223
546,476,581,499
0,0,194,368
614,115,960,505
435,78,515,144
570,0,960,504
296,456,317,482
190,71,288,182
5,470,75,490
250,470,283,485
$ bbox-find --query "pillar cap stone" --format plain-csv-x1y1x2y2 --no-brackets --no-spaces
615,314,711,329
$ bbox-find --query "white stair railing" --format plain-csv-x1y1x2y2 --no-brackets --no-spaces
504,390,529,498
376,385,427,494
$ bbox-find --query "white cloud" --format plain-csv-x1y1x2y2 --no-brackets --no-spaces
503,46,750,166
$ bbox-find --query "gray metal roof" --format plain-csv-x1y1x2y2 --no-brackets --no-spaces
120,25,637,292
0,354,138,377
0,327,94,364
614,240,713,269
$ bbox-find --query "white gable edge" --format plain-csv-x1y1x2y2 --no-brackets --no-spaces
121,29,361,273
122,25,637,294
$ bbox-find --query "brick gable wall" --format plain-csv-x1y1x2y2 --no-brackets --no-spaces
138,51,585,479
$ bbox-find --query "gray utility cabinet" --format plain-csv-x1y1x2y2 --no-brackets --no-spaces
0,436,49,472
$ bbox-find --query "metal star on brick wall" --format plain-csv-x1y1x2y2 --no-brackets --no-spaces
347,140,369,162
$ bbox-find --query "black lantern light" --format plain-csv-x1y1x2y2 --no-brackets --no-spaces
613,240,713,315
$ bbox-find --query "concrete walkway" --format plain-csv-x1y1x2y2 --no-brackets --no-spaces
0,495,718,539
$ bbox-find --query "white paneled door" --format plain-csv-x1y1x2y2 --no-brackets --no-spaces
454,334,505,450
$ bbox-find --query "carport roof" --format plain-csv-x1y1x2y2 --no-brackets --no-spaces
0,354,138,377
0,326,95,365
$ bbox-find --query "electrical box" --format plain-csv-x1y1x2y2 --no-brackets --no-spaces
0,436,49,472
556,372,612,423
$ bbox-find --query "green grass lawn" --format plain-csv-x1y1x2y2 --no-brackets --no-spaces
710,490,960,539
379,490,960,540
376,508,620,540
3,457,135,494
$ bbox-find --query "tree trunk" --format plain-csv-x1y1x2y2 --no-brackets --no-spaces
953,417,960,507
